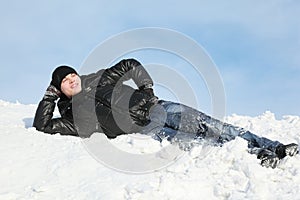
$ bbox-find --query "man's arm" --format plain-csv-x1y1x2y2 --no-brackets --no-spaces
33,85,78,136
100,58,154,89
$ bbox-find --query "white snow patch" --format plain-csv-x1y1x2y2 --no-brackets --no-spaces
0,100,299,199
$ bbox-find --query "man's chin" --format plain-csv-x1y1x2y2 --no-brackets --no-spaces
72,88,82,96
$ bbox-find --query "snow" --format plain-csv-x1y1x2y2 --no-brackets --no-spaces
0,100,299,200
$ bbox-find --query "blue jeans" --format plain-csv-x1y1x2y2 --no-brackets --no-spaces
141,101,282,154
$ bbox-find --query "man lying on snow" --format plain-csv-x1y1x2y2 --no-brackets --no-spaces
33,58,299,169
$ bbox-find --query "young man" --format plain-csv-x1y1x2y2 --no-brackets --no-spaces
33,58,298,168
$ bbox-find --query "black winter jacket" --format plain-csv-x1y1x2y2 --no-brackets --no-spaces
33,59,157,138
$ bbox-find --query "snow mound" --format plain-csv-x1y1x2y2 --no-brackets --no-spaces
0,100,299,200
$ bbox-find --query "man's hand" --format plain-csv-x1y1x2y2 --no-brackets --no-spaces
143,88,155,97
139,84,156,97
43,85,62,100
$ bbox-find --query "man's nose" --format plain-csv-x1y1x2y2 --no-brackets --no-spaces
69,78,75,84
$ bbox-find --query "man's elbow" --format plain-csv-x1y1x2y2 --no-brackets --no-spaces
33,123,46,132
33,121,50,133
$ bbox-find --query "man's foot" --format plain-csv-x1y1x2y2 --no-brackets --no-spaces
284,143,299,156
257,149,280,169
275,143,299,159
260,155,280,169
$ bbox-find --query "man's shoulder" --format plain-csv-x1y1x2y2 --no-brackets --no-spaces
80,68,105,78
80,69,105,87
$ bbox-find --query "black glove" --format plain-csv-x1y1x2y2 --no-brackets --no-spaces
130,98,150,126
139,84,157,98
43,85,62,100
143,88,155,97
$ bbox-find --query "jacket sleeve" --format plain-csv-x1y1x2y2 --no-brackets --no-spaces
33,98,78,136
100,58,153,89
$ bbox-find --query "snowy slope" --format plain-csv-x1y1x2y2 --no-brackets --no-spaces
0,100,299,200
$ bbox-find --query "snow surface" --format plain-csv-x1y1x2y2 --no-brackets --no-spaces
0,100,300,200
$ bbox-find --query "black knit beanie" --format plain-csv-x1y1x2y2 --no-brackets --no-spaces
51,65,78,91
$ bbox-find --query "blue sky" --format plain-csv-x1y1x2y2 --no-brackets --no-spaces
1,0,300,117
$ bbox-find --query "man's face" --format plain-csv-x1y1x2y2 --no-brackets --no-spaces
60,73,82,98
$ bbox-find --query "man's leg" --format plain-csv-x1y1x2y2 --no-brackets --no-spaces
158,101,240,144
158,101,212,138
142,101,208,150
145,101,298,167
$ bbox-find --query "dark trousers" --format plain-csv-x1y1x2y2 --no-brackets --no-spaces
141,100,282,154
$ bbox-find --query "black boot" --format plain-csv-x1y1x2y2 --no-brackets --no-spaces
257,149,280,169
275,143,299,159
